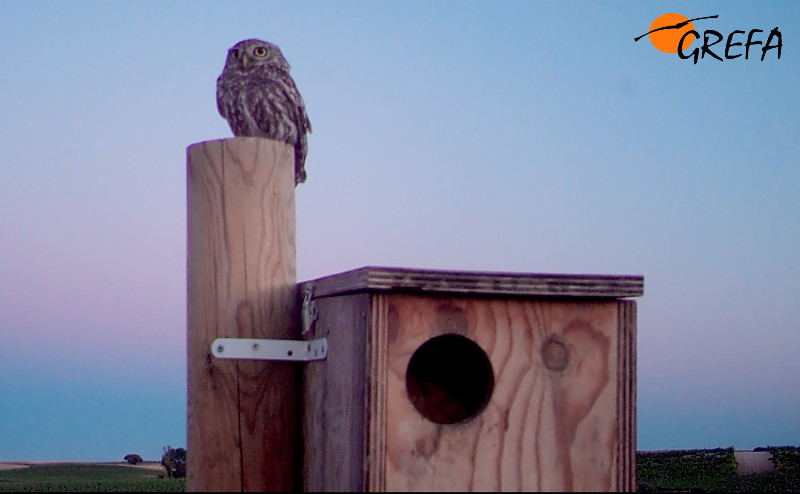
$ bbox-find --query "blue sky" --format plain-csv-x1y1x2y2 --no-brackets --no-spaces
1,1,798,461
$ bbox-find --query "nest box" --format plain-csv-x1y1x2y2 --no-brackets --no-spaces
300,266,643,492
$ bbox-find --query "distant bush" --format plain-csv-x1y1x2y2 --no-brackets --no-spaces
161,446,186,479
766,445,800,491
123,454,143,465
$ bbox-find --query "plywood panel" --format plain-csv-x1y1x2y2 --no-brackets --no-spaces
370,294,629,492
309,266,643,299
616,300,638,492
302,292,371,492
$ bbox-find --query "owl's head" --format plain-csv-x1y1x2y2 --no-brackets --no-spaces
223,39,290,72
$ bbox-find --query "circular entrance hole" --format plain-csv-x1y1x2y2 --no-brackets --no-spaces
405,334,494,425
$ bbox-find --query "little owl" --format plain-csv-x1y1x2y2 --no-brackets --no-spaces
216,39,312,185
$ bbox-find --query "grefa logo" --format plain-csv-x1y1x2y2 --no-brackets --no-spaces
635,14,782,63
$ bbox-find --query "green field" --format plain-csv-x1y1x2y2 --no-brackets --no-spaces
0,464,184,492
1,446,798,492
637,446,800,492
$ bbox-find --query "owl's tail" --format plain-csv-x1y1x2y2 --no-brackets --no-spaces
294,134,308,185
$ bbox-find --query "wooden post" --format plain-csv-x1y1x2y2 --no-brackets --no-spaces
186,137,299,492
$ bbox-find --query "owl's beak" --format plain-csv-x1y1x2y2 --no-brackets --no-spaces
241,53,250,68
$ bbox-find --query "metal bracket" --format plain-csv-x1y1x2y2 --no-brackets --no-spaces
211,337,327,362
210,284,324,362
301,283,318,335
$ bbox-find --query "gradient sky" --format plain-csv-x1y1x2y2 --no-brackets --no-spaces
1,1,798,462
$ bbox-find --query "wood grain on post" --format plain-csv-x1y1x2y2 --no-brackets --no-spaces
186,137,298,492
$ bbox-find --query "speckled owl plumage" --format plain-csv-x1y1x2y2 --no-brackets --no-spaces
216,39,312,185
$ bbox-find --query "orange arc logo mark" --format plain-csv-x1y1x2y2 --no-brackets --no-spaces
648,13,697,53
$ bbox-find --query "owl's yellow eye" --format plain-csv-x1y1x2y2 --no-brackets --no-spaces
253,46,268,57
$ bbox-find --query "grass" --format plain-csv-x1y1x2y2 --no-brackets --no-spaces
637,446,800,492
2,446,798,492
637,447,740,491
0,464,185,492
